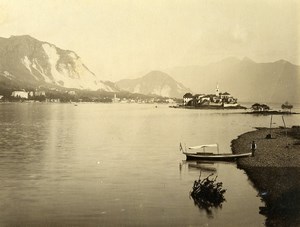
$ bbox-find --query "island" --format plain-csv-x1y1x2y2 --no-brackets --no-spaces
170,85,247,109
231,126,300,226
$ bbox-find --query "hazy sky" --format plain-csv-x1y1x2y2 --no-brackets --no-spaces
0,0,299,81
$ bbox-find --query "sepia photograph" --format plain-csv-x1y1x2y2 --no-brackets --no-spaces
0,0,299,226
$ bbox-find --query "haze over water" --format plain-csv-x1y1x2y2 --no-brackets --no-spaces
0,103,299,226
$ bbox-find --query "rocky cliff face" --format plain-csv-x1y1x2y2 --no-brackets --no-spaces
0,35,117,91
116,71,192,98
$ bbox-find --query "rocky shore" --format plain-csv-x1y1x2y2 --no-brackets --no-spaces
231,127,300,227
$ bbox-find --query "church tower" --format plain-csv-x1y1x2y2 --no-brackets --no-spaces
215,83,220,96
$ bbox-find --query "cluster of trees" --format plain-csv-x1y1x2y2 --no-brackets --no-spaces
281,102,293,113
251,102,293,112
251,103,270,112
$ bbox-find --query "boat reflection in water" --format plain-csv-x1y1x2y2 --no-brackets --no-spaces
180,160,217,173
187,161,217,173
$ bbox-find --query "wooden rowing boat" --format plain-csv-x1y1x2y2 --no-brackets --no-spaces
180,143,252,161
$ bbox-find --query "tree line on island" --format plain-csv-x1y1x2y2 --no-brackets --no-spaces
251,102,294,113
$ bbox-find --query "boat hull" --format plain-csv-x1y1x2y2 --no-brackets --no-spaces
184,152,252,161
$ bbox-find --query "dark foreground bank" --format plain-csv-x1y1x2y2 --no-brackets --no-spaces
231,127,300,227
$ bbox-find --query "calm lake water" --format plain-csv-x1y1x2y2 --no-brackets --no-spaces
0,103,299,226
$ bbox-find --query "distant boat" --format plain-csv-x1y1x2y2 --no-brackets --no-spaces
180,143,252,161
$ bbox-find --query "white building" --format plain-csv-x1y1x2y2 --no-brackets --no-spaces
35,91,46,96
166,98,175,103
11,91,28,99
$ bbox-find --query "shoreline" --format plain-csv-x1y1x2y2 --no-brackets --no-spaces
169,105,299,114
242,111,299,115
231,127,300,226
169,104,247,110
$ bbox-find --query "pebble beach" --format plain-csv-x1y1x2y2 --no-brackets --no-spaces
231,127,300,226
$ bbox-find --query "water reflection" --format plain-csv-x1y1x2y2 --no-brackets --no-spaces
191,194,224,219
0,103,49,168
1,103,284,226
255,167,300,226
187,161,217,173
0,104,52,224
190,173,226,218
180,160,225,218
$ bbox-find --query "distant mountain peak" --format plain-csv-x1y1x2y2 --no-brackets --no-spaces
274,59,291,65
116,70,191,98
7,35,45,48
143,70,172,80
241,57,255,63
9,34,37,40
146,70,168,75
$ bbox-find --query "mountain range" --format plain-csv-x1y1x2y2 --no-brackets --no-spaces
0,35,188,99
116,71,191,98
166,57,300,103
0,35,299,103
0,35,118,92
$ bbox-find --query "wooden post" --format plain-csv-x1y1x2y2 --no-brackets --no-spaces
282,116,288,148
269,115,273,138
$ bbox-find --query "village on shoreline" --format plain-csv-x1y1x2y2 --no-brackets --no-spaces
0,88,179,104
0,85,298,116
